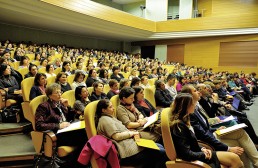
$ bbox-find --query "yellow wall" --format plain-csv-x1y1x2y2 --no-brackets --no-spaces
133,34,258,73
181,34,258,74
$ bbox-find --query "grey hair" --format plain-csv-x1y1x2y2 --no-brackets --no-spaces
45,83,61,97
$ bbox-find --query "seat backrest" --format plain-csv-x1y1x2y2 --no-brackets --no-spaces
46,76,56,87
110,95,120,117
84,100,99,139
61,90,75,107
54,67,62,75
21,77,35,102
103,84,110,94
144,87,156,108
87,87,94,96
38,67,46,73
161,107,177,161
17,68,29,79
148,77,157,86
67,74,75,86
29,95,48,130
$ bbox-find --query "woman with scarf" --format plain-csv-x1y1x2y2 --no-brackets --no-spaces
29,73,47,100
133,86,157,117
116,86,160,142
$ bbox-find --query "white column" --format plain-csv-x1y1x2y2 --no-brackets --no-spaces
145,0,168,21
155,45,167,61
179,0,193,19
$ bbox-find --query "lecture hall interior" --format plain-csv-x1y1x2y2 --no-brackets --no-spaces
0,0,258,167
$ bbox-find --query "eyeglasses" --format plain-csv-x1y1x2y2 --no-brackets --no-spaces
52,91,63,95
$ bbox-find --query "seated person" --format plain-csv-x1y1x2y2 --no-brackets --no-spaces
119,78,130,90
133,86,157,117
140,75,150,89
24,63,38,79
116,87,160,142
86,69,98,87
197,83,258,145
110,66,124,82
45,64,56,78
170,93,243,168
61,61,72,76
0,64,23,105
130,77,141,87
165,74,177,98
55,72,72,93
96,99,167,168
181,84,258,168
89,81,108,101
29,73,47,100
18,56,30,69
73,86,90,119
98,69,109,84
35,83,86,166
128,69,138,80
155,80,173,108
71,71,86,90
107,79,119,99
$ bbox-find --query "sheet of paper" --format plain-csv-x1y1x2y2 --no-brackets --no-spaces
215,123,247,136
222,115,234,122
57,121,85,134
143,112,159,129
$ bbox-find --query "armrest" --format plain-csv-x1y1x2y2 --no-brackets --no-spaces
0,89,6,108
31,130,57,157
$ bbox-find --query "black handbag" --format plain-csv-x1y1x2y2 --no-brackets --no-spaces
1,105,21,123
33,133,66,168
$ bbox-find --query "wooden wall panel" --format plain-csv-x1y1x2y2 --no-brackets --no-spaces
167,44,185,63
219,41,258,67
133,34,258,74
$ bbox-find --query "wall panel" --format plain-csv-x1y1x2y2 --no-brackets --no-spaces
133,34,258,73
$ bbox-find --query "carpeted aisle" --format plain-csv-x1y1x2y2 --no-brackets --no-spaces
246,97,258,135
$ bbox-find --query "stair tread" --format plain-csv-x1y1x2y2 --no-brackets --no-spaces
0,133,36,159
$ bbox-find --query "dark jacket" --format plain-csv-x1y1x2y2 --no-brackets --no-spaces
29,85,44,100
107,90,117,99
60,83,72,93
110,73,124,82
0,75,20,94
171,122,206,161
134,99,157,117
199,97,220,118
155,88,173,108
190,107,228,151
35,99,74,132
89,92,108,102
86,77,98,87
24,72,34,79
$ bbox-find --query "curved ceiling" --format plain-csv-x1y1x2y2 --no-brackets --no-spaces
0,0,257,42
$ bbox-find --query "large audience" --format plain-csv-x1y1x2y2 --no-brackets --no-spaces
1,39,258,167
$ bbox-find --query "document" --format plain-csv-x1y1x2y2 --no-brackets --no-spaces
215,123,247,136
143,112,159,129
57,121,85,134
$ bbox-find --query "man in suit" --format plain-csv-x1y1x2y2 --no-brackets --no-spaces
181,84,258,168
197,83,258,145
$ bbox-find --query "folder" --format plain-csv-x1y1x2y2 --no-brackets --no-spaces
135,138,160,150
215,123,247,136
